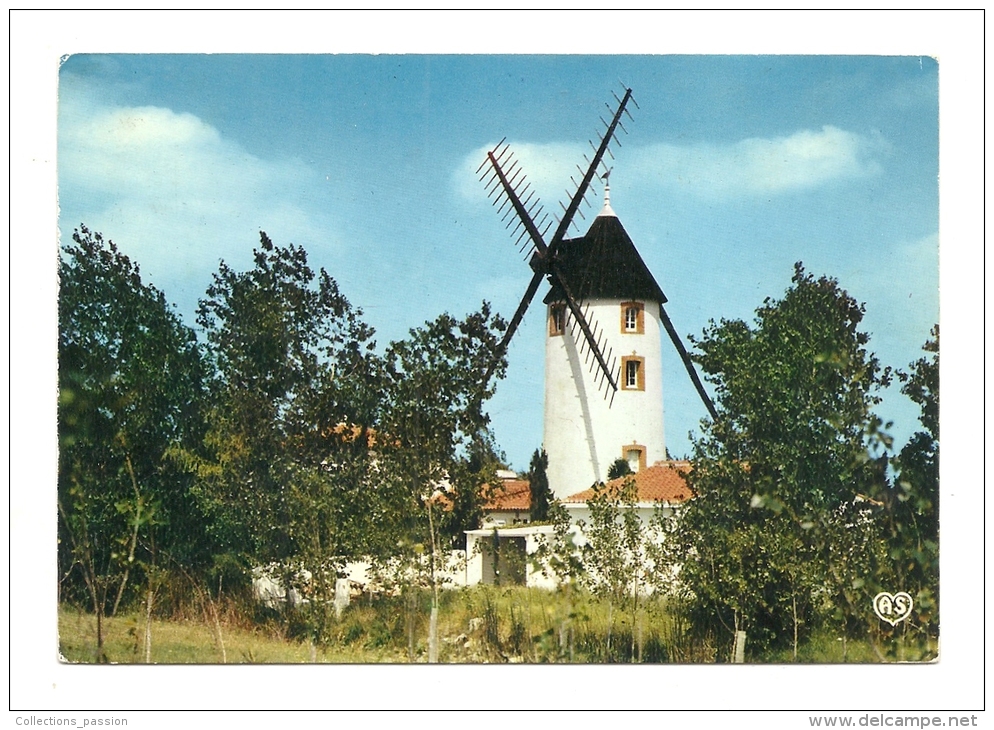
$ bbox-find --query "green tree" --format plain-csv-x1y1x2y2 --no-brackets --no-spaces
580,477,651,661
872,326,939,650
437,434,505,549
527,491,584,661
58,226,209,658
661,264,891,658
526,448,553,522
378,303,506,661
606,458,633,481
193,232,385,617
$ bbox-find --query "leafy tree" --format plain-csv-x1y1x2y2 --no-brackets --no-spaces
526,491,584,661
895,326,939,580
193,232,386,615
871,326,939,650
580,478,652,661
526,448,553,522
437,434,505,549
661,264,892,658
607,458,633,481
377,303,506,661
530,496,583,588
58,226,209,657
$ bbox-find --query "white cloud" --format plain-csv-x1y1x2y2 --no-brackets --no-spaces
454,141,586,210
633,126,884,197
58,84,336,321
455,126,885,208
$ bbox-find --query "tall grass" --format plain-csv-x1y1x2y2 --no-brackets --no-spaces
59,585,892,664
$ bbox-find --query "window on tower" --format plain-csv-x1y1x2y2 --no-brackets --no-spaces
623,444,647,473
549,303,566,336
621,355,645,390
620,301,644,334
626,360,639,387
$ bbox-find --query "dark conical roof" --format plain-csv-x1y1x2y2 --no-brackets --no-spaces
543,213,667,305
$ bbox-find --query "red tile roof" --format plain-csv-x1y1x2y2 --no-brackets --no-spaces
563,461,693,504
482,479,531,511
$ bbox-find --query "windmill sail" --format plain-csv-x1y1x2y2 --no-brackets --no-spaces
478,87,636,399
478,86,717,420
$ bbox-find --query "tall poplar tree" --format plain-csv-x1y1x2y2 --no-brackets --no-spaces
377,303,506,660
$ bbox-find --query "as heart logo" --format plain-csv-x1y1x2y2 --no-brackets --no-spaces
873,591,914,626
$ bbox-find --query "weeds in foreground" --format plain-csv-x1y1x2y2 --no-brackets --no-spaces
60,585,903,664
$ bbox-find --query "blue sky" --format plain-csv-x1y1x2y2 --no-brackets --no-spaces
57,52,939,471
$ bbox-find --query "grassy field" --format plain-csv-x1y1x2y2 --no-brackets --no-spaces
59,586,916,664
58,603,408,664
59,587,679,664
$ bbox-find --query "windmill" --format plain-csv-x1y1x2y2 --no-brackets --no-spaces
479,87,717,497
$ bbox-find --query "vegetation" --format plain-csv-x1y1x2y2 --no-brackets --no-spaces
657,264,937,661
870,326,939,654
190,231,391,633
58,227,508,660
376,301,506,660
525,448,552,522
58,226,210,660
60,585,909,664
606,458,633,480
578,478,652,661
58,227,937,664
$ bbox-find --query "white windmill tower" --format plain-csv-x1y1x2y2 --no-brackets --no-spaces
478,88,717,499
541,173,667,496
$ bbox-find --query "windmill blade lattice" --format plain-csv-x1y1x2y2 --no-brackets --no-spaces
477,141,553,262
478,85,719,421
548,87,634,247
478,86,636,400
658,304,719,421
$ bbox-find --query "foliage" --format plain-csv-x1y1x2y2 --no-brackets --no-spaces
379,304,506,476
526,448,553,523
61,225,515,651
606,458,632,481
436,434,505,549
661,264,893,658
870,326,939,652
579,478,655,660
193,232,388,613
57,603,408,664
529,494,583,588
63,586,894,664
580,479,648,602
376,303,507,659
58,227,211,658
524,460,574,587
376,303,507,550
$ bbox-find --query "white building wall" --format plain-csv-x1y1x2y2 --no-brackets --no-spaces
465,507,681,590
544,298,666,499
562,503,661,535
465,534,484,586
